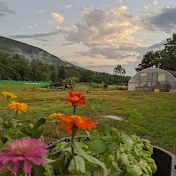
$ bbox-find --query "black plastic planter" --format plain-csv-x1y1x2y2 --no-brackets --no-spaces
46,136,176,176
152,146,176,176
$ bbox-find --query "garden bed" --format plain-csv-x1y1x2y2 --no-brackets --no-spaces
46,136,176,176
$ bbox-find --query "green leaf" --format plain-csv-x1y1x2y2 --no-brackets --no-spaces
120,153,130,167
33,118,46,130
46,158,57,164
43,165,55,176
111,161,119,171
89,139,107,154
107,144,116,154
31,129,44,138
74,142,108,176
121,133,133,147
32,165,45,176
11,120,17,129
1,133,13,142
68,155,86,174
104,124,110,136
86,130,92,140
0,168,14,176
93,167,103,176
0,118,3,125
110,171,123,176
20,127,32,136
126,165,143,176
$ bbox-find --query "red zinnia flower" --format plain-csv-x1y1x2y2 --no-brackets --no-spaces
65,91,86,107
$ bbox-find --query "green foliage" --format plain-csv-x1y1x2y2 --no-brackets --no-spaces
0,50,130,85
113,65,126,75
74,142,108,176
68,155,86,174
137,33,176,71
20,118,46,138
90,82,102,88
89,139,107,154
0,100,25,145
0,84,176,152
1,86,173,175
0,118,23,144
53,133,157,176
83,133,156,176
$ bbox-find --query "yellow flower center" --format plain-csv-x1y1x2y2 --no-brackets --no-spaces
71,96,79,102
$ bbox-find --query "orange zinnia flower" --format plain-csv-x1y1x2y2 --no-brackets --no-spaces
49,113,96,132
49,113,65,120
65,91,86,107
8,101,28,114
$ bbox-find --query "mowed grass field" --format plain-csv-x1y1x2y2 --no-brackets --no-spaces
0,84,176,154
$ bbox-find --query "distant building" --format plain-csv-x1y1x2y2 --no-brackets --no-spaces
128,68,176,92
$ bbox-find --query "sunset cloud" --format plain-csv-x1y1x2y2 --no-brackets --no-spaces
51,12,64,24
144,4,151,9
62,6,143,60
153,0,158,5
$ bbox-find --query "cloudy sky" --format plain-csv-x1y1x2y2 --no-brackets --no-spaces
1,0,176,76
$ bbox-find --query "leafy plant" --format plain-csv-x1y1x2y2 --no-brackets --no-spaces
20,118,46,139
0,90,157,176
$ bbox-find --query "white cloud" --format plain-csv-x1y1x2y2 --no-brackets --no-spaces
153,0,158,5
37,9,45,14
55,26,60,30
51,12,64,24
66,6,142,46
47,21,57,26
66,55,136,67
62,6,143,60
65,5,73,8
144,4,151,9
118,0,123,3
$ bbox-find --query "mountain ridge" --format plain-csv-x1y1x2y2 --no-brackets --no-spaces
0,36,74,67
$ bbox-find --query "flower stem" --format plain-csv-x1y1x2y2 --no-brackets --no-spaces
73,106,76,115
71,127,78,173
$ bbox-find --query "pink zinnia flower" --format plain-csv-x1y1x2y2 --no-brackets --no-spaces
0,138,48,174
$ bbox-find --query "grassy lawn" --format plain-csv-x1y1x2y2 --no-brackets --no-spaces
0,84,176,154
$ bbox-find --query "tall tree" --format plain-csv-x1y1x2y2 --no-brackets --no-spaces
113,65,126,75
136,50,162,72
137,33,176,71
163,33,176,71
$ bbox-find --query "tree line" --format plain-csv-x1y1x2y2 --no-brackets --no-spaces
136,33,176,72
0,51,130,85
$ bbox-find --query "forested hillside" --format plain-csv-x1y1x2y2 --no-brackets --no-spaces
0,51,130,84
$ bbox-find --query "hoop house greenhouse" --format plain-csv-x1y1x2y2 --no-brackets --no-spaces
128,68,176,92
